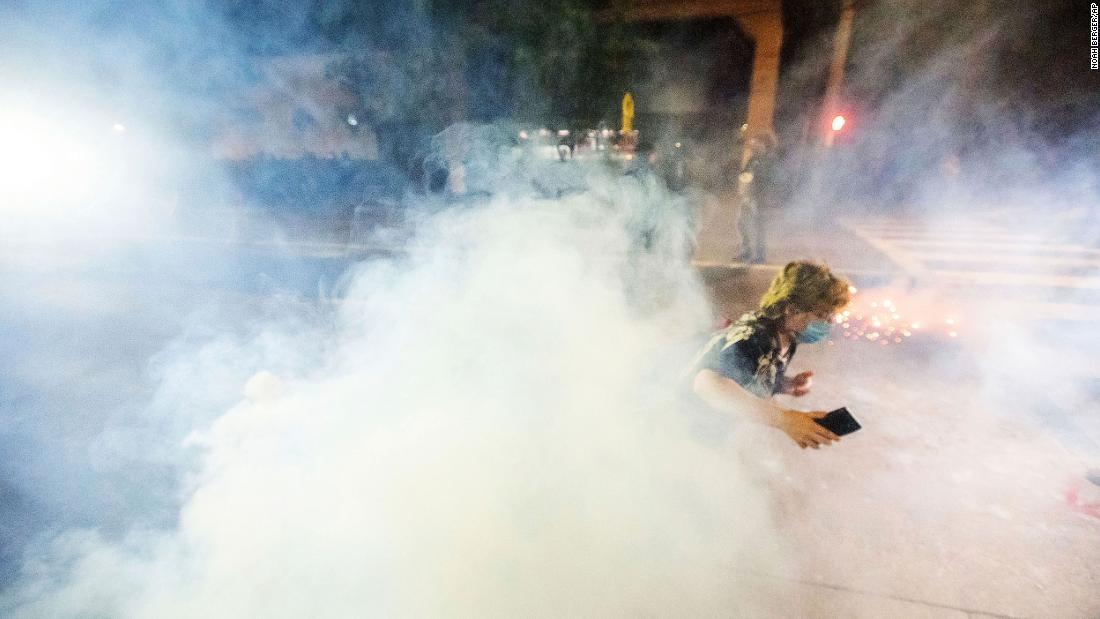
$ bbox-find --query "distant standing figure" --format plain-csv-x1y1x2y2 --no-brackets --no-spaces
736,134,777,264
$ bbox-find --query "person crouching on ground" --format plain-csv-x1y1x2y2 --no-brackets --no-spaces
689,261,851,449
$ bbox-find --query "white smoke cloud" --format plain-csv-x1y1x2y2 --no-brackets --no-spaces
2,164,790,617
7,1,1097,615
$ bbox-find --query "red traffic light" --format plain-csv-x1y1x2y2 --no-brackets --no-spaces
831,115,846,132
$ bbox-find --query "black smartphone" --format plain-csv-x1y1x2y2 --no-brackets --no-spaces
814,407,862,436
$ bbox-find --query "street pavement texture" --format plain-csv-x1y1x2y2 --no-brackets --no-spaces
3,208,1098,617
696,207,1100,618
718,335,1098,619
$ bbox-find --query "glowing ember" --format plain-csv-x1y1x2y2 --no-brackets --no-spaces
828,285,964,345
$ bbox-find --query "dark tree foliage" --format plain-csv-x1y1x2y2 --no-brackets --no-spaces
311,0,630,130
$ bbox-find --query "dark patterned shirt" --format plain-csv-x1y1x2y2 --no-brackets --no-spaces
689,312,795,398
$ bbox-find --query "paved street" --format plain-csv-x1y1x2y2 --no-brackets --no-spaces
2,210,1098,617
717,324,1100,618
698,207,1100,617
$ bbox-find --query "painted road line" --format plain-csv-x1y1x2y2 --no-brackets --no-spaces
890,239,1100,254
842,227,1065,248
905,252,1100,267
842,219,1100,286
923,262,1100,278
850,225,1007,233
933,269,1100,290
892,244,1100,258
839,222,929,277
997,302,1100,322
847,223,1009,233
863,233,1049,243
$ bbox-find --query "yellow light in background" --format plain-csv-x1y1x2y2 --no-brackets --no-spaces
621,92,634,133
831,115,846,131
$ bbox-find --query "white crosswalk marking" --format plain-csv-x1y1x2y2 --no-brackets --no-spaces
841,217,1100,322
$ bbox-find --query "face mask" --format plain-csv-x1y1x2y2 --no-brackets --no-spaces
796,319,831,344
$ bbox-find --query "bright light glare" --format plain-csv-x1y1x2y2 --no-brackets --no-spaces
831,115,846,131
0,106,103,212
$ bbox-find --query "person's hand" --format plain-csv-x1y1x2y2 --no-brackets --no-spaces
781,371,814,397
775,409,838,449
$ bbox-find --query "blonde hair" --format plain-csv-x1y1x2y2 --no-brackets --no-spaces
759,261,851,319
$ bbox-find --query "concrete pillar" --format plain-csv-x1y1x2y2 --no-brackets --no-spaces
734,6,783,162
599,1,785,159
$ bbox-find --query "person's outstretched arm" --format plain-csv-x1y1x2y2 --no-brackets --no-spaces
692,369,838,449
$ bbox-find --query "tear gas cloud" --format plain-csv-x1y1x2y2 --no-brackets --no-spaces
2,0,1100,617
5,176,794,617
775,0,1100,448
1,5,788,614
